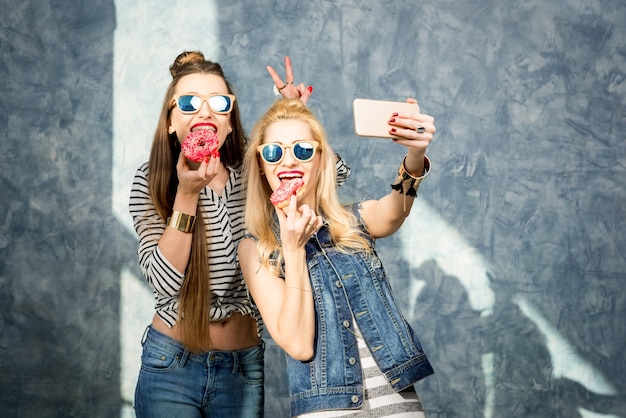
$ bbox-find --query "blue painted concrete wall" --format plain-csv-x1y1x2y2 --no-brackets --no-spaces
1,0,624,416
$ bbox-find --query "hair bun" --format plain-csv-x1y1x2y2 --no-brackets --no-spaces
170,51,206,77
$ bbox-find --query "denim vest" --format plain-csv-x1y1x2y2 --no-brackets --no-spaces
270,204,434,416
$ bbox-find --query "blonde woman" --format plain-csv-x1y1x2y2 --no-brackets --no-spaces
239,99,436,417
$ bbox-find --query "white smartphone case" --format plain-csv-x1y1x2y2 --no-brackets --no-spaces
353,98,420,138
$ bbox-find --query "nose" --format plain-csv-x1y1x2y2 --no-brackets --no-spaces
197,99,214,117
281,146,297,166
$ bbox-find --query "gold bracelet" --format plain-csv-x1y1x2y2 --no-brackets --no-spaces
167,210,196,233
400,154,430,178
391,155,431,211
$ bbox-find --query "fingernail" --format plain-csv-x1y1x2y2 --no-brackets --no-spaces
307,86,313,93
389,118,395,122
390,128,397,133
204,157,209,163
392,113,398,117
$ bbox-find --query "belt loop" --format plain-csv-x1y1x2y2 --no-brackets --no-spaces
231,350,240,374
140,325,150,346
178,349,190,368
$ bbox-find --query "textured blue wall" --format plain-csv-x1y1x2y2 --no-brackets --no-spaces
1,0,625,417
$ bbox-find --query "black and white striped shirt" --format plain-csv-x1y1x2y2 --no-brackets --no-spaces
129,162,255,327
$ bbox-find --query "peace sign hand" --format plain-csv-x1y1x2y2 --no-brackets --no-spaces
267,56,313,105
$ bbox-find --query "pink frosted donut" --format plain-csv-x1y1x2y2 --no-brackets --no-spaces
182,130,219,163
270,178,305,208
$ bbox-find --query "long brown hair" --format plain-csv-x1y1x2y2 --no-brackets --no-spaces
148,51,247,352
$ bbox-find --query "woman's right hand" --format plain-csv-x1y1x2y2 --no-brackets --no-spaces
175,152,219,196
275,195,322,251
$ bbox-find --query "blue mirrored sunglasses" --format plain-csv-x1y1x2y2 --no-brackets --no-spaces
170,93,236,115
257,140,320,165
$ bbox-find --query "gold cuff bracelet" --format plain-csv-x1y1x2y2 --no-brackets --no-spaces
167,210,196,233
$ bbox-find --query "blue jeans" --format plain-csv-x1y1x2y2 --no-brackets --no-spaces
134,326,265,418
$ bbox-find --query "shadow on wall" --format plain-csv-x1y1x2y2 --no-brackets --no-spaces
398,200,625,418
0,0,139,416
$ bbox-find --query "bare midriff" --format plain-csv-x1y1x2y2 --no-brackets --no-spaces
150,311,260,351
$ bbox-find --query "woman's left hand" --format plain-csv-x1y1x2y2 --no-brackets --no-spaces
387,98,436,153
267,56,313,105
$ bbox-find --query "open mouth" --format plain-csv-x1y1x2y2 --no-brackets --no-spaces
279,173,302,180
191,124,216,133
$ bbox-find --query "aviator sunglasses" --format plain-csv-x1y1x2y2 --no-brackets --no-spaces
257,140,320,165
169,93,236,115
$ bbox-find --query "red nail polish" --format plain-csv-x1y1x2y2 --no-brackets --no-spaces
390,128,397,133
389,118,395,122
392,112,398,117
307,86,313,93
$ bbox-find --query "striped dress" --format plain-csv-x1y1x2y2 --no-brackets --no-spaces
298,323,425,418
128,162,257,325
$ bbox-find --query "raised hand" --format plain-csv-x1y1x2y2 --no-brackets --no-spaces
267,56,313,105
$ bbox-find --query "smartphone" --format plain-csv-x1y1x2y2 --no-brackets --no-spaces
353,98,420,138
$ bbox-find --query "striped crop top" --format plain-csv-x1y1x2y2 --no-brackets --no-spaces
129,162,254,327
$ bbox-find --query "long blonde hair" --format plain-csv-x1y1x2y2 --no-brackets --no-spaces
243,99,371,271
148,51,247,353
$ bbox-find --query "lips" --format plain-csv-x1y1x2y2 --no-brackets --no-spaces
278,171,304,181
191,123,217,133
